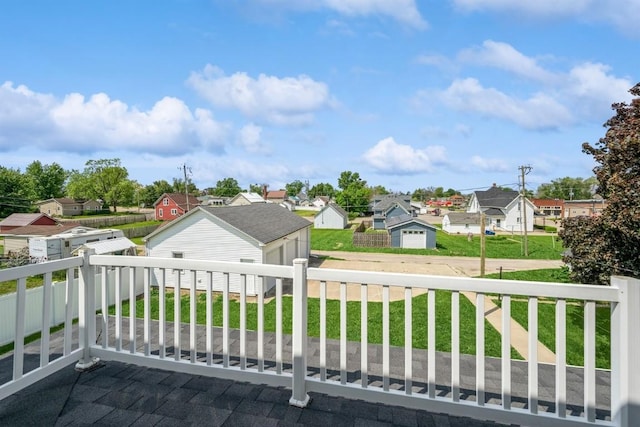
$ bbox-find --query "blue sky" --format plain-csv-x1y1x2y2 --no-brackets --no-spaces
1,0,638,194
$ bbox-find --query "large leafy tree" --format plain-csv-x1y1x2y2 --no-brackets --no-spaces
285,180,305,197
0,166,32,217
535,176,596,200
24,161,68,201
212,177,242,197
308,182,335,199
66,158,133,212
140,180,174,207
335,171,371,214
560,83,640,284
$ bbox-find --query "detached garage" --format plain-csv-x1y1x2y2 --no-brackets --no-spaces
144,204,311,295
386,215,437,249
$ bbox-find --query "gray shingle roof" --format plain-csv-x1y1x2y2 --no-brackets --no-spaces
445,212,481,225
385,214,435,230
202,204,311,244
372,195,413,213
474,186,519,208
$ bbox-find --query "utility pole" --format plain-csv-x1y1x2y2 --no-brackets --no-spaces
519,165,532,256
180,163,192,211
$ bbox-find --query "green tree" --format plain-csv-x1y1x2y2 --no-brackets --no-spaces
172,177,198,195
335,171,371,214
535,176,596,200
308,183,335,199
140,180,174,207
24,161,68,201
213,177,242,197
66,158,132,212
285,180,304,197
0,166,32,217
249,183,265,195
369,185,389,196
412,187,435,202
560,83,640,284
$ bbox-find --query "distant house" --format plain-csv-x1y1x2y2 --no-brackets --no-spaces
371,195,415,230
563,198,607,218
228,192,266,206
449,194,466,208
311,196,331,209
197,195,227,207
442,212,482,235
143,204,312,295
37,198,102,217
314,204,348,229
531,198,564,217
265,190,288,204
386,215,437,249
0,213,58,233
154,193,200,221
466,184,534,232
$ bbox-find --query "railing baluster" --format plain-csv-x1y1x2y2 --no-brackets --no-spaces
144,267,150,356
100,266,108,349
64,267,75,355
174,269,181,361
129,267,136,354
340,281,347,384
159,268,166,359
528,297,538,414
115,267,122,352
556,299,567,418
476,292,485,406
584,300,596,422
223,272,229,368
190,270,197,363
452,291,460,402
428,289,436,399
40,272,52,367
320,280,327,381
258,276,264,372
13,277,26,381
361,283,368,388
502,295,512,410
206,271,213,366
240,274,246,370
383,285,390,391
276,277,283,374
405,286,412,395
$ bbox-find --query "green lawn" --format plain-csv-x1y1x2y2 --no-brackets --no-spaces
311,228,563,260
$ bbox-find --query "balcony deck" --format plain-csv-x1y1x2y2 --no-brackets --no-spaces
1,325,509,426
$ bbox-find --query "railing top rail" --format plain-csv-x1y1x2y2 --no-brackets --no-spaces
308,267,620,302
89,254,295,278
0,257,83,282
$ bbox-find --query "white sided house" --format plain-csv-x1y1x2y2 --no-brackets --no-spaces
314,204,348,229
143,204,312,295
467,184,534,233
442,212,482,235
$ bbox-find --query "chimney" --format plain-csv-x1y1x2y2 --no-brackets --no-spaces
262,184,268,200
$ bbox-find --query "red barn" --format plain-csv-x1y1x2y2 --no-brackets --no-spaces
0,213,58,233
154,193,200,221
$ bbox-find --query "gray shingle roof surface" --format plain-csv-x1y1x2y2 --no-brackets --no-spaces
445,212,482,225
203,203,311,244
385,214,435,229
372,195,413,212
474,186,518,208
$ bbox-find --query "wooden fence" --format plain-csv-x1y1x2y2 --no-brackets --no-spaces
353,221,390,247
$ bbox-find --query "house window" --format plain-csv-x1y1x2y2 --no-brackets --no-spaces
163,198,169,206
158,209,163,217
171,208,177,215
172,252,184,258
464,224,469,229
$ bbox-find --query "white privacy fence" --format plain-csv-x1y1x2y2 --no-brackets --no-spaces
1,250,639,427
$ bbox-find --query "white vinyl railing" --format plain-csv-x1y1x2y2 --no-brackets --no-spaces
1,250,639,426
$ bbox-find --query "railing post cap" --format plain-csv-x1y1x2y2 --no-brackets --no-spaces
293,258,308,265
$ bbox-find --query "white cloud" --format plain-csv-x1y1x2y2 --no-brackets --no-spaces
0,81,229,154
187,64,335,126
435,78,573,129
250,0,427,29
362,137,447,174
237,123,271,154
458,40,557,83
451,0,640,35
470,155,509,172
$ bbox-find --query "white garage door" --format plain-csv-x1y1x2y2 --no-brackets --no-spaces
402,230,426,248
